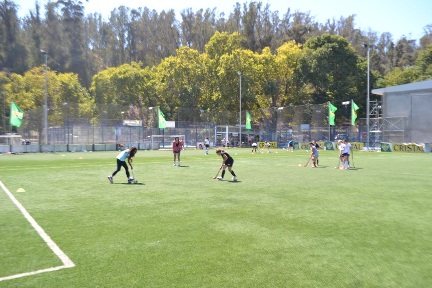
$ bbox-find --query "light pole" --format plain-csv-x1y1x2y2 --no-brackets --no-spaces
277,107,283,142
363,43,371,150
2,91,5,133
41,50,48,145
63,102,69,147
237,71,242,147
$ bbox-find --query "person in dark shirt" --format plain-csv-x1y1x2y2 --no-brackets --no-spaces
215,148,238,181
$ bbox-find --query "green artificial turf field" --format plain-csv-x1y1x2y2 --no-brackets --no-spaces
1,148,431,287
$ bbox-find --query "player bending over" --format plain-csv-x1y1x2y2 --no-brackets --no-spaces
108,146,137,183
216,148,238,181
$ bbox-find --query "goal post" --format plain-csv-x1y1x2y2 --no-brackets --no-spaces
150,134,185,150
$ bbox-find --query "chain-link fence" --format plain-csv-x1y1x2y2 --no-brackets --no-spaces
7,102,378,149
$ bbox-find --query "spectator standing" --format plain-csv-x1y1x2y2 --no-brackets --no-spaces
172,137,183,166
204,137,210,155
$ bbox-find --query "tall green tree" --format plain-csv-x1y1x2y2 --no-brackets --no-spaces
21,1,44,68
374,32,396,76
394,37,417,68
57,0,89,86
419,24,432,50
154,46,206,121
415,43,432,79
5,66,92,131
133,8,161,67
275,40,302,105
108,6,130,66
90,62,157,121
277,10,317,45
43,1,67,72
85,12,118,68
241,1,260,52
180,8,217,53
203,31,243,122
154,10,180,61
0,72,11,132
297,34,365,109
0,0,28,73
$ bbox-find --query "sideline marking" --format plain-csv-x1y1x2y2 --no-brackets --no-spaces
0,181,75,282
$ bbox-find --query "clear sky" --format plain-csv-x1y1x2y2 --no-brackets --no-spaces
16,0,432,41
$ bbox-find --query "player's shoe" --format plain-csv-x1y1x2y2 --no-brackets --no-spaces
232,176,238,181
217,176,223,181
128,177,134,183
107,176,113,184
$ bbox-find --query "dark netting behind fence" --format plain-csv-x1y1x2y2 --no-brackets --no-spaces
11,102,377,147
256,103,330,142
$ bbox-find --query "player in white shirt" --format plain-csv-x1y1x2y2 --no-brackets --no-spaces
338,140,345,169
341,139,352,169
204,137,210,155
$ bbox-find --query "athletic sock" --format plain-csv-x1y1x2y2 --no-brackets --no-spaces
230,171,236,176
221,170,225,178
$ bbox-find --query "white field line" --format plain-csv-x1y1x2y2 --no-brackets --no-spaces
0,181,75,282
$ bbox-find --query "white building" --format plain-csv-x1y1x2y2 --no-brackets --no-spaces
372,79,432,143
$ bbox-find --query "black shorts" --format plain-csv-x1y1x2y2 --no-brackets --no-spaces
225,159,234,167
342,153,349,157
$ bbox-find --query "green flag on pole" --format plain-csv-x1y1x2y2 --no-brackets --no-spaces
329,102,337,126
351,100,359,125
158,107,166,129
245,111,252,130
10,102,24,127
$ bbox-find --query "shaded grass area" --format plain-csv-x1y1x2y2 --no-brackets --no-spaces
1,149,432,287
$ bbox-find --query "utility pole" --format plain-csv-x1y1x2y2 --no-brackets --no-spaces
41,50,48,145
237,71,242,147
363,43,371,150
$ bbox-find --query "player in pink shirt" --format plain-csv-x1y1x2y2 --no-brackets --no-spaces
172,137,183,166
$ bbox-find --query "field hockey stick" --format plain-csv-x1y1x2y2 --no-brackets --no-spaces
304,157,311,167
335,158,340,168
213,166,222,179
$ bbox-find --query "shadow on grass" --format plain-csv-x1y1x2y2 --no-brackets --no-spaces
330,167,362,170
211,179,242,183
113,183,145,185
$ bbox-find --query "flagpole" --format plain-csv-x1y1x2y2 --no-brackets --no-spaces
363,43,371,150
351,99,354,142
9,102,12,133
237,71,242,147
2,91,5,133
328,101,331,141
41,50,48,145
